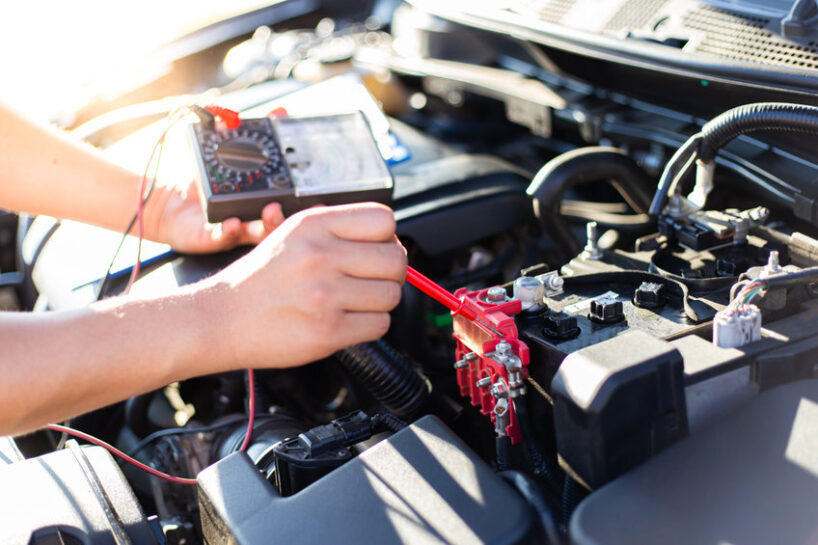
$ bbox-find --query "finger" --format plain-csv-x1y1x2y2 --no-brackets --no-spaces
262,202,285,232
334,240,407,281
307,203,396,242
334,278,403,312
208,217,241,248
335,311,392,347
237,204,286,246
220,217,242,238
237,219,266,245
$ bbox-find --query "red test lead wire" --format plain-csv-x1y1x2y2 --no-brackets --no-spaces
238,369,256,452
46,368,257,486
405,266,477,321
46,423,198,486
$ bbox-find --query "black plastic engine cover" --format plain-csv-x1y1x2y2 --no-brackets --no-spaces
0,444,161,545
551,330,688,489
197,415,533,545
571,379,818,545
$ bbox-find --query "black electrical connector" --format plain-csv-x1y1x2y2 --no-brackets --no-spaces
298,411,373,456
272,411,406,496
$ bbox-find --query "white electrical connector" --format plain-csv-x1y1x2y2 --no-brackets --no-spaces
712,304,762,348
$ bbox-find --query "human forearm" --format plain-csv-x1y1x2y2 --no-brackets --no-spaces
0,284,226,435
0,103,149,236
0,102,285,251
0,204,407,436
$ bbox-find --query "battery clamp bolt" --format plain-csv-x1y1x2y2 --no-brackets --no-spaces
495,341,512,357
582,221,603,260
539,271,565,297
486,286,508,303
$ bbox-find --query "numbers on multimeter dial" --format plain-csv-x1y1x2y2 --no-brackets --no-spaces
198,125,291,195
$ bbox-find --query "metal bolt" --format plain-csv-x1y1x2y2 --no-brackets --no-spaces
543,273,564,292
495,341,512,357
748,206,770,223
454,352,477,369
767,250,780,273
583,221,602,260
486,286,507,303
491,380,509,399
476,377,493,388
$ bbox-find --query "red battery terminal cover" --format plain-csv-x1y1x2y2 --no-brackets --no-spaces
452,287,530,444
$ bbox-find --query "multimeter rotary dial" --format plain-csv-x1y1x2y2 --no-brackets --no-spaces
199,127,289,194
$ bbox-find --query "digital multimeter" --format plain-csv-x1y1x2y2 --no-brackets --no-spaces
189,111,394,223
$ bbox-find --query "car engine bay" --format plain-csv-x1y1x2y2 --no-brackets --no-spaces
3,1,818,544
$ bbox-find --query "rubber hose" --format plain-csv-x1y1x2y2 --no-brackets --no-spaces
561,477,585,526
337,339,430,418
699,103,818,162
499,470,564,545
527,147,654,263
124,392,157,437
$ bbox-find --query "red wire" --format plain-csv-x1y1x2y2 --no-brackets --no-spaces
124,128,170,295
123,159,150,295
45,371,255,485
46,423,197,486
239,369,256,452
124,106,187,295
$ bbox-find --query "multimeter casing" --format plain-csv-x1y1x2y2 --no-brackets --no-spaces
189,113,394,223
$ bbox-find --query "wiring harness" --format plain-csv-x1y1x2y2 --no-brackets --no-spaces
649,103,818,216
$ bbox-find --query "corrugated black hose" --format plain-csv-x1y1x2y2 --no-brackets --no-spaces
371,413,407,434
699,102,818,162
336,339,431,419
651,103,818,215
561,476,586,528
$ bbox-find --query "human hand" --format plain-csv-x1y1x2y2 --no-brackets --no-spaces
197,202,407,370
144,178,285,253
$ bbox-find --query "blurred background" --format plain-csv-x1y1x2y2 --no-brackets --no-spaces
0,1,275,122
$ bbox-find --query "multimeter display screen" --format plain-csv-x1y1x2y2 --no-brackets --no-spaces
272,113,392,197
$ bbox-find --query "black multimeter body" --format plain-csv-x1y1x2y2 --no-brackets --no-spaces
189,113,394,223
